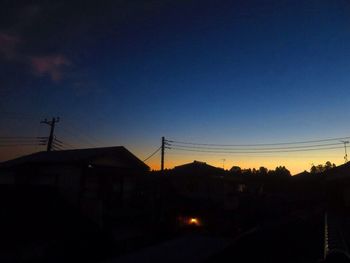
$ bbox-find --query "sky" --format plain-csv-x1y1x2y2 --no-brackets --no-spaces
1,0,350,174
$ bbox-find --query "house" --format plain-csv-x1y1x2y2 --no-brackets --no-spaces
170,161,226,198
293,170,311,177
164,161,240,215
0,146,150,226
323,162,350,209
173,160,224,175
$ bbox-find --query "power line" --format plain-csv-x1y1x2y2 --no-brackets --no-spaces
0,144,42,147
167,141,344,151
53,137,63,144
61,120,105,146
0,136,46,147
166,136,350,147
156,136,349,171
0,140,37,142
52,144,64,151
168,145,345,154
166,151,342,158
0,111,37,120
54,135,78,149
52,138,64,146
60,141,78,149
52,141,64,147
55,138,79,149
0,137,45,143
58,126,97,148
0,136,40,139
0,142,42,145
143,146,161,162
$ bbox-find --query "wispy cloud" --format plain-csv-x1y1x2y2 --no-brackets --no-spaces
0,31,71,82
30,55,71,82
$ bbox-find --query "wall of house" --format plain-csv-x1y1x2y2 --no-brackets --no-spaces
6,164,83,207
55,165,83,206
0,169,15,184
1,163,151,228
92,156,124,167
343,184,350,208
168,175,234,200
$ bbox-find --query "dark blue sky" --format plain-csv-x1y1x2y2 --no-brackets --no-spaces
1,0,350,172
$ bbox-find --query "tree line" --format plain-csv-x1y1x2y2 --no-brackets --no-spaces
310,161,336,174
228,161,337,176
229,165,291,177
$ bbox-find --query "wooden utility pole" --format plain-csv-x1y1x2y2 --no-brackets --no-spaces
161,136,165,171
41,117,59,152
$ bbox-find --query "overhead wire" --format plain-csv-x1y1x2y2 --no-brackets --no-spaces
0,136,46,147
166,136,350,147
166,151,342,158
61,120,105,146
0,136,40,139
143,146,161,162
167,141,345,151
52,136,78,150
168,145,345,154
0,144,42,147
57,126,97,148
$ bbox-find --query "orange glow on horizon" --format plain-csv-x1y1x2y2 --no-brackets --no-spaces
145,148,345,175
0,141,344,176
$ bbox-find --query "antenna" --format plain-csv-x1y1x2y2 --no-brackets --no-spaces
340,140,349,163
221,158,226,169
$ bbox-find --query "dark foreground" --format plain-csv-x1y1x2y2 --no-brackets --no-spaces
0,173,344,263
207,209,323,263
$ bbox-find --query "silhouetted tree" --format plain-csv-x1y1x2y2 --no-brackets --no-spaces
310,165,317,174
310,161,336,174
242,168,252,176
234,165,292,176
324,161,336,170
258,166,268,176
230,166,242,175
317,164,324,173
274,166,291,177
325,161,332,170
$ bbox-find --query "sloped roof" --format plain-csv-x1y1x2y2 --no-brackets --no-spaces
173,160,223,174
293,170,311,177
323,162,350,181
0,146,149,171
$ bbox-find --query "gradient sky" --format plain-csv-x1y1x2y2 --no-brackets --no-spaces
1,0,350,174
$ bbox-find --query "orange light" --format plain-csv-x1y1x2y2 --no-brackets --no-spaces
189,217,199,225
178,216,202,227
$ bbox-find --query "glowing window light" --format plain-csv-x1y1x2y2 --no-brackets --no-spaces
189,217,200,226
177,216,202,227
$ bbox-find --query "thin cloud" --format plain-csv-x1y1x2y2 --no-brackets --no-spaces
0,30,72,82
30,55,71,82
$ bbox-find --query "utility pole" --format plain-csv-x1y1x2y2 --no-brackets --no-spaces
161,136,165,171
41,117,60,152
341,140,349,163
